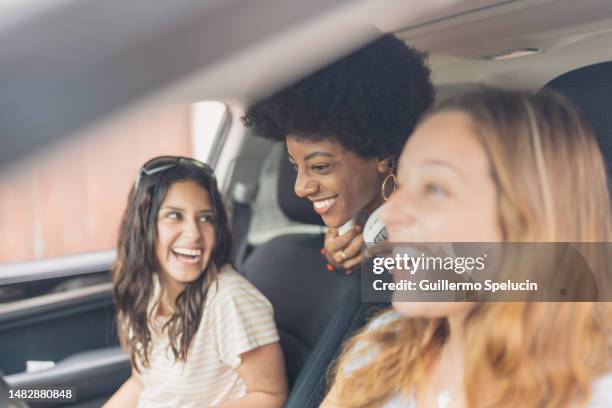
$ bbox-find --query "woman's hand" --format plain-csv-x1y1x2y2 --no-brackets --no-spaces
324,226,365,273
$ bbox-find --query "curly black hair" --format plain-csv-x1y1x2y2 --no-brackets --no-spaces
242,34,435,159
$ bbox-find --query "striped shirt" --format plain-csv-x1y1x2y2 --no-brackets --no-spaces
135,265,279,408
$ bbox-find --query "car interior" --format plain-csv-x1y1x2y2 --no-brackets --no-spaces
1,0,612,406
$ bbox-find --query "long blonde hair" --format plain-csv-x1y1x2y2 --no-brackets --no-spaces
330,88,612,407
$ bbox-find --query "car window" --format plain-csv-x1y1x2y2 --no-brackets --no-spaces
0,101,229,302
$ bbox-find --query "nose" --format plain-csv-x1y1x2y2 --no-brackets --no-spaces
379,195,397,226
380,188,415,226
182,217,203,240
293,169,318,198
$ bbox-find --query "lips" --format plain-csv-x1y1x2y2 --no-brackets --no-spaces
311,195,338,215
171,247,203,265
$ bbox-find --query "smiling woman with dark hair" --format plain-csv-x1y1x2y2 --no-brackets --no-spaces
242,34,435,271
104,156,287,408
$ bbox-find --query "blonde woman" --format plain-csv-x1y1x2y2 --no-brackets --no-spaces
321,89,612,408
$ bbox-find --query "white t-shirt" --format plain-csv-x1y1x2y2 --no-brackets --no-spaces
135,265,280,408
346,310,612,407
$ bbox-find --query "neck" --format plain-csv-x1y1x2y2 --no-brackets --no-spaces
416,311,470,408
158,278,185,316
446,313,466,355
436,313,468,406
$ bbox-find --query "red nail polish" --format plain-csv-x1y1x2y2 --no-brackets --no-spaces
326,263,334,272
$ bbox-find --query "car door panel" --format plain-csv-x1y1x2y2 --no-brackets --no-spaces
1,282,129,405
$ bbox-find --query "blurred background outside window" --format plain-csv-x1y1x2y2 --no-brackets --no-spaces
0,101,227,266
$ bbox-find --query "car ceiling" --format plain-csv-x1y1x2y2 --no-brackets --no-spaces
2,0,611,169
400,0,612,93
167,0,612,104
0,0,374,169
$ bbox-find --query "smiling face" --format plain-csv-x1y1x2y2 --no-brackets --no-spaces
380,111,502,318
381,111,502,243
286,137,388,227
156,180,216,298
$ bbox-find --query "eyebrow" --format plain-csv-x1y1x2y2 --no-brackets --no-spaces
418,159,464,177
287,151,335,162
161,206,214,213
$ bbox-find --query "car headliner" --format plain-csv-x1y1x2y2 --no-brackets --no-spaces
1,0,611,169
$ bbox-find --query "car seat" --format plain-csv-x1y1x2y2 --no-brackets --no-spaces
240,149,383,407
544,61,612,181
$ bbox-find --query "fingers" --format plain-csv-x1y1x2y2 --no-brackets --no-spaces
326,227,338,240
332,233,364,264
342,253,366,271
324,249,341,268
323,228,339,266
338,234,365,272
322,226,371,274
325,226,360,252
345,232,365,257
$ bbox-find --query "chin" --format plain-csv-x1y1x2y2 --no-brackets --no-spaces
324,212,356,229
321,214,341,228
169,263,209,284
171,272,202,284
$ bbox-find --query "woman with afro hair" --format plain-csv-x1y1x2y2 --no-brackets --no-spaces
242,34,435,272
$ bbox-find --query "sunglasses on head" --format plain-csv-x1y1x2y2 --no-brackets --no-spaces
134,156,215,189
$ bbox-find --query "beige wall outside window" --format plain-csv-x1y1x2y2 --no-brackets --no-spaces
0,104,193,264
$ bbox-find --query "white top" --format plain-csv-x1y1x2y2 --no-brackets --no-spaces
347,310,612,407
135,265,280,408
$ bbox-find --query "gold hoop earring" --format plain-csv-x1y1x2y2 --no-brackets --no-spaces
381,172,396,201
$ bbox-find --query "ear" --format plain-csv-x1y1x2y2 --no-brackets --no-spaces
376,157,395,174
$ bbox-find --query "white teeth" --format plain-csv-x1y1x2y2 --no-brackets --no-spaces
313,198,336,209
173,248,202,256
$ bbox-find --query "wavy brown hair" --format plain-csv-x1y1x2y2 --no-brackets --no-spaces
112,160,232,370
330,89,612,407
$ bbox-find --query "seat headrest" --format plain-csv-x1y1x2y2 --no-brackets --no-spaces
277,149,325,226
544,61,612,179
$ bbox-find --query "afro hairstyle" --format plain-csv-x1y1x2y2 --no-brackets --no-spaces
242,34,435,159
